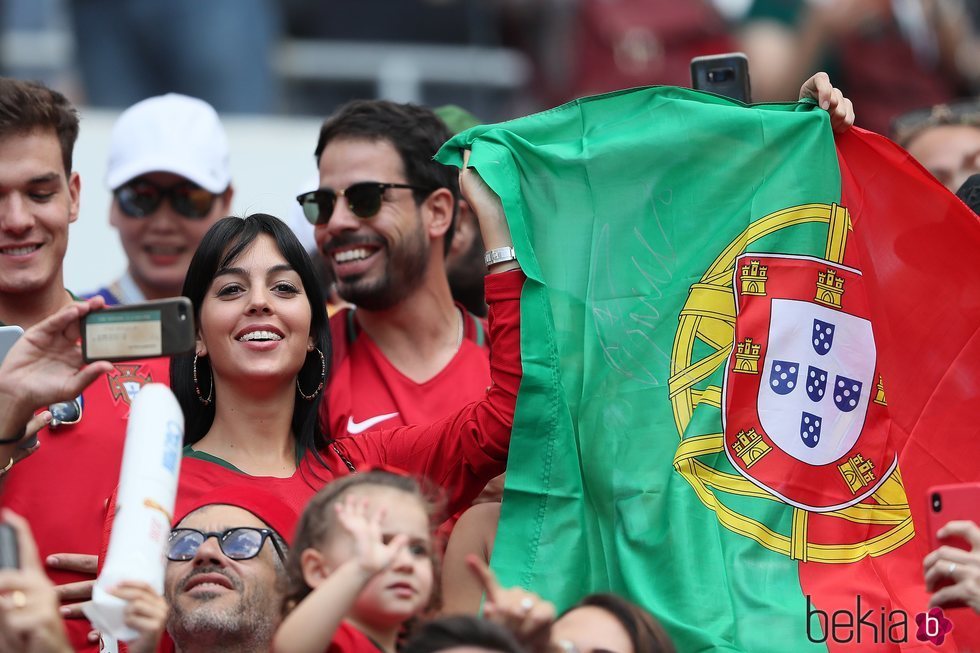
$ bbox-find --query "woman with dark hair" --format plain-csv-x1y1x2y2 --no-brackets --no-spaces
170,157,522,526
551,594,675,653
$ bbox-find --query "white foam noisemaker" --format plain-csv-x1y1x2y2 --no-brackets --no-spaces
83,384,184,642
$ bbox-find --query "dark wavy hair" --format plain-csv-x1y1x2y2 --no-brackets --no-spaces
561,593,676,653
171,214,331,467
0,77,79,174
281,470,444,616
400,615,528,653
314,99,459,254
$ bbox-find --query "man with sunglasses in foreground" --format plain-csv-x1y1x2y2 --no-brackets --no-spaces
301,101,496,453
163,485,295,653
89,93,233,305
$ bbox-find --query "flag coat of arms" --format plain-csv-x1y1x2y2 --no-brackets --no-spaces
438,86,980,651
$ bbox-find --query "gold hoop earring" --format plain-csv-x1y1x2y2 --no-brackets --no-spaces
193,353,213,406
297,347,326,401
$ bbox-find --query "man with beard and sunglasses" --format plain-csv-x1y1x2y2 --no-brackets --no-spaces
88,93,234,305
300,101,497,455
162,486,295,653
0,77,171,651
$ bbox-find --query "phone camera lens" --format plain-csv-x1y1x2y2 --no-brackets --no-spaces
931,493,942,512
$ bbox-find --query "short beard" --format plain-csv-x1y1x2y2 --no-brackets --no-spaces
336,217,430,311
166,574,280,653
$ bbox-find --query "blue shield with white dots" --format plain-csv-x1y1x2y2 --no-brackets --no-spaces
805,366,827,403
800,412,822,448
833,375,863,413
812,319,835,356
756,298,876,467
768,360,799,396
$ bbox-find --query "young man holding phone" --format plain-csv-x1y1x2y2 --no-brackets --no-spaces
0,77,170,651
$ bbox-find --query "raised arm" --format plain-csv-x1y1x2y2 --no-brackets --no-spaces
334,155,525,515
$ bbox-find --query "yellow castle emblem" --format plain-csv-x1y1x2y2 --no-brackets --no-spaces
740,260,768,296
815,268,845,308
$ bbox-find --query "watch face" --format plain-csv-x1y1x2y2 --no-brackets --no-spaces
486,247,516,266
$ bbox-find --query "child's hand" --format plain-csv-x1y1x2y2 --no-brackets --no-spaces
335,495,408,577
107,581,168,653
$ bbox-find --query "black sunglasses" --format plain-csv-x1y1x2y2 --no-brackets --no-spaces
115,178,220,220
296,182,431,226
48,395,82,428
167,527,285,562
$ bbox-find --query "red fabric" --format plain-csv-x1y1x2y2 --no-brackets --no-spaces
174,270,523,539
0,359,170,653
171,484,299,544
326,621,383,652
796,128,980,650
322,303,491,440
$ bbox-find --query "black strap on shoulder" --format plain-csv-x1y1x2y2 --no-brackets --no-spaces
346,308,358,345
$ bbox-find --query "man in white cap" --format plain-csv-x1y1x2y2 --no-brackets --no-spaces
89,93,234,305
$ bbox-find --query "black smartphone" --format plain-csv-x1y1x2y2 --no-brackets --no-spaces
81,297,195,363
691,52,751,103
0,523,19,569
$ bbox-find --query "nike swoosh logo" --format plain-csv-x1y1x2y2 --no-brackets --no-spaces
346,412,400,434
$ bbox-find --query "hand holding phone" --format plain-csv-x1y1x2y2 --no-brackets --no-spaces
927,483,980,553
81,297,195,363
923,484,980,609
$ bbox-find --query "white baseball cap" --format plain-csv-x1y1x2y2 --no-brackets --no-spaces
105,93,231,193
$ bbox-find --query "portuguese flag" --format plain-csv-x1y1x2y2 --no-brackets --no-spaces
438,87,980,651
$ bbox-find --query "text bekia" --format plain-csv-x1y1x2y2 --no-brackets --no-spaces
806,595,907,644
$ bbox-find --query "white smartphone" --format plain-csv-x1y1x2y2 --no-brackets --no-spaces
0,325,24,365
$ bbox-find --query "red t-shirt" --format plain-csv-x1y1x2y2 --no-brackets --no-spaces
173,271,523,539
322,303,491,439
0,359,170,652
327,622,384,652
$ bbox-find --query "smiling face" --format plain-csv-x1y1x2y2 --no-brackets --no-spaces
196,233,313,390
110,171,231,300
0,128,79,301
320,485,434,629
164,504,283,649
314,137,432,311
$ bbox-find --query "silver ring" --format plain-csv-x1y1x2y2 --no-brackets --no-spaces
10,590,26,609
949,562,957,576
519,597,535,612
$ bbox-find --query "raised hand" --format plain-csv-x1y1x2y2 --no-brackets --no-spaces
108,581,169,653
465,554,554,653
0,510,72,653
335,495,408,577
924,520,980,613
799,72,855,134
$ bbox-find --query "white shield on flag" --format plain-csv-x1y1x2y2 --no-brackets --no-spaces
758,299,876,466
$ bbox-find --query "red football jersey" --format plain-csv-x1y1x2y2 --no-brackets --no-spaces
322,304,491,440
0,358,170,652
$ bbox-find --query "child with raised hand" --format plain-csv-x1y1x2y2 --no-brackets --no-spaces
274,470,439,653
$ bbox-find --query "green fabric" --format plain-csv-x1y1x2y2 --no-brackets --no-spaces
181,445,246,474
437,87,840,652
